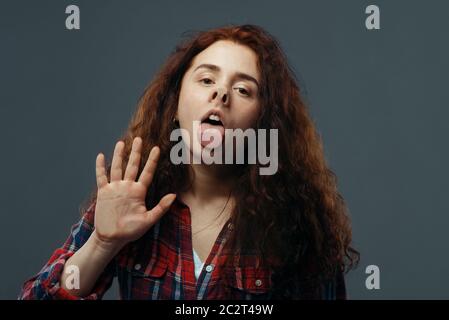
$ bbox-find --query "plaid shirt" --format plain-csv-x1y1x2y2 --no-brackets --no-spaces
19,197,346,300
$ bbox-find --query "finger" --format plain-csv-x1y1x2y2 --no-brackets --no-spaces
96,153,108,188
144,193,177,226
110,140,125,181
124,137,142,181
138,146,160,187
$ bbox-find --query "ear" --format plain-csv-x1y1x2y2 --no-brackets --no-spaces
173,111,179,124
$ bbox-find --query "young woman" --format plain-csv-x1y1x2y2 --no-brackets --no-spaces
19,24,359,300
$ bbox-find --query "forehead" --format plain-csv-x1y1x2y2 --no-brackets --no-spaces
188,40,260,80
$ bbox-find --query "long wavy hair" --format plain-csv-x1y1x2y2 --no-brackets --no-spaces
82,24,359,299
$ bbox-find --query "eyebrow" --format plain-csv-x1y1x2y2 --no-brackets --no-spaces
193,63,259,88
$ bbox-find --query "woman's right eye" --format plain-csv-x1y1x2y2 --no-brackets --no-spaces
201,78,214,85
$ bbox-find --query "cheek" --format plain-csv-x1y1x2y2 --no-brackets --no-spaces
178,84,207,121
177,92,193,124
235,103,260,129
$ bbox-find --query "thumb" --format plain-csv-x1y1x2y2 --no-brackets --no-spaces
144,193,177,226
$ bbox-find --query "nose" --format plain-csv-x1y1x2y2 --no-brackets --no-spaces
212,87,229,106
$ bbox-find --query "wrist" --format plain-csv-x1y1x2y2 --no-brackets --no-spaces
89,230,125,258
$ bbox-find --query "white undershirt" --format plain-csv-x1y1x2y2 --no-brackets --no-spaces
192,248,205,281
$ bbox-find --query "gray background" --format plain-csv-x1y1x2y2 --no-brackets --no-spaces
1,0,448,299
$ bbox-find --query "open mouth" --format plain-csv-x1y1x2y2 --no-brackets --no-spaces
199,113,225,147
202,114,223,126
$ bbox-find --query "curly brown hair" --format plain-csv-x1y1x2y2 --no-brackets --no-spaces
82,24,359,299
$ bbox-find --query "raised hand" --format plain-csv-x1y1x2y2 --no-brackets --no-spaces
93,137,176,250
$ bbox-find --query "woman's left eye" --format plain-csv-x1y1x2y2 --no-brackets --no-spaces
236,87,250,96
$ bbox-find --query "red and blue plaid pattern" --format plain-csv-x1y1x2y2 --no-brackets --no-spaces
19,198,346,300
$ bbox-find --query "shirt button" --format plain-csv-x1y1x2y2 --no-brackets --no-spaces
205,264,214,273
255,279,262,287
134,264,141,271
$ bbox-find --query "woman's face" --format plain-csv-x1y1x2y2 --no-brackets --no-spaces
176,40,261,157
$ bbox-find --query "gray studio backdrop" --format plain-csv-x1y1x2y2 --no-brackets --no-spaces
1,0,448,299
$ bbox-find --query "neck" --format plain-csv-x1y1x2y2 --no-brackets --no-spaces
184,164,235,202
180,164,239,232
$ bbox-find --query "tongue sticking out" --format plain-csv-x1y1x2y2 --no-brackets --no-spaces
199,122,225,148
